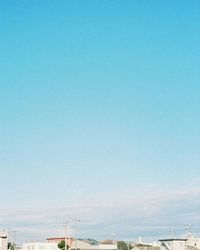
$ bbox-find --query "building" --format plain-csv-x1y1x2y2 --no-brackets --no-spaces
159,235,200,250
133,243,160,250
23,239,116,250
47,238,73,247
70,240,91,250
23,242,59,250
0,231,8,250
159,239,187,250
70,240,117,250
186,234,200,249
96,244,117,250
132,237,160,250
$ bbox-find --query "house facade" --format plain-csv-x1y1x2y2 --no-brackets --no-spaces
0,231,8,250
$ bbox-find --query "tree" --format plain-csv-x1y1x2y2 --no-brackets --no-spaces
8,243,16,250
58,241,69,250
127,243,133,250
117,241,133,250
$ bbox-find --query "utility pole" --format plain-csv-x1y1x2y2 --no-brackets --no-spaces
74,218,80,250
63,217,80,250
64,221,69,250
13,230,16,250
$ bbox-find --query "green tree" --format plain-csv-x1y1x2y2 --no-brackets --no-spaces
127,243,133,250
8,243,16,250
117,241,132,250
58,241,69,250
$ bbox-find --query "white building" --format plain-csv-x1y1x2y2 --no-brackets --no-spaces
22,242,59,250
159,239,194,250
70,240,117,250
0,231,8,250
95,244,117,250
23,240,116,250
186,234,200,249
70,240,91,250
159,235,200,250
159,239,187,250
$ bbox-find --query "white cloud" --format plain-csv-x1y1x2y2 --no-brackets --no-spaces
1,183,200,244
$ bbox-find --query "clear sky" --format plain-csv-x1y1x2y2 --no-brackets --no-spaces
0,0,200,244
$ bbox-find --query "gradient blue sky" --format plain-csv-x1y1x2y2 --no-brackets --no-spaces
0,0,200,244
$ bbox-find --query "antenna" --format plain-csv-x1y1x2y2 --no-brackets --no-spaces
169,227,176,239
112,232,116,245
184,224,192,236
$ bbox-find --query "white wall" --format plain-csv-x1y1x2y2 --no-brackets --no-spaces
160,240,187,250
186,235,200,249
70,240,117,250
0,231,8,250
70,240,91,250
93,244,117,250
23,242,59,250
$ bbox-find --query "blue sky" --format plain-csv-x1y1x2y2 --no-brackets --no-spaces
0,0,200,244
